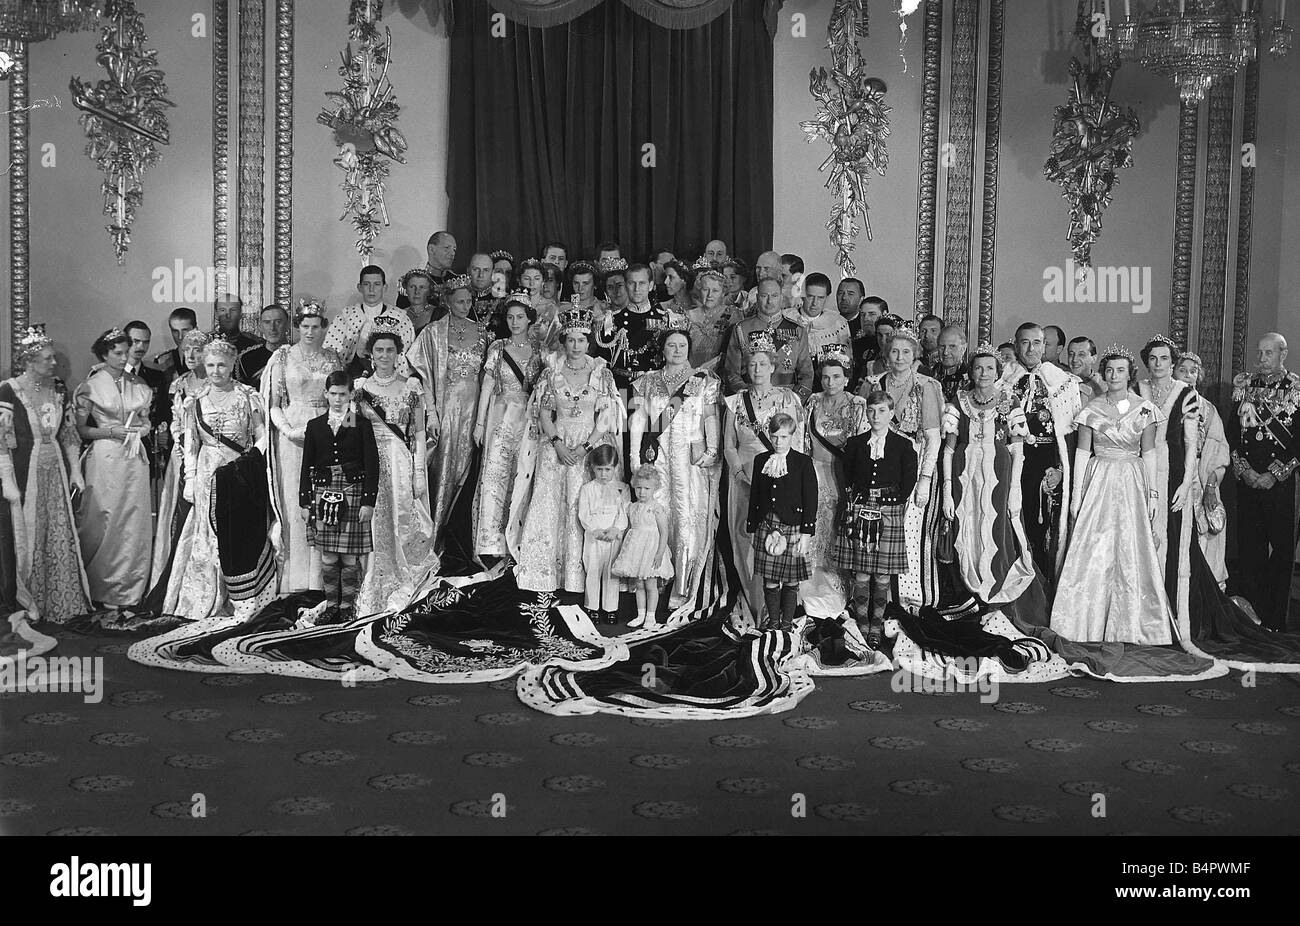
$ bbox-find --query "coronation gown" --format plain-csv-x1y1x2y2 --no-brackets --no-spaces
862,369,945,608
0,378,90,622
1051,399,1174,644
511,356,624,593
944,388,1047,624
146,371,205,600
1143,379,1300,670
800,391,868,619
1192,397,1230,587
629,366,723,612
354,374,440,615
722,386,804,621
75,368,154,608
408,316,491,551
263,344,342,591
164,382,263,619
473,338,542,557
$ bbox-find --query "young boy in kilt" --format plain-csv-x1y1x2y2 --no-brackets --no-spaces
746,412,817,631
300,371,380,622
835,389,918,649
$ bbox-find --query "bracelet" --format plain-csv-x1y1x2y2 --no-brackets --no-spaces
1147,489,1160,499
582,441,592,452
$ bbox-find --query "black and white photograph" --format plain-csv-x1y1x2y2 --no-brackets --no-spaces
0,0,1297,875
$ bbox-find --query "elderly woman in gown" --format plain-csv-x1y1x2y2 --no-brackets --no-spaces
628,328,722,616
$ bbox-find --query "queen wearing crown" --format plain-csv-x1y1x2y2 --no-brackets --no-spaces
722,330,805,623
510,304,625,593
627,325,722,615
408,272,491,551
0,326,90,625
74,327,155,610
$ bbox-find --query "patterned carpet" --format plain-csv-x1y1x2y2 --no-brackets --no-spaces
4,610,1299,836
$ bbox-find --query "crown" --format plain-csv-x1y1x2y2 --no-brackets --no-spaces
443,273,472,292
1101,342,1136,365
558,305,595,333
296,297,325,317
489,249,514,264
747,330,777,356
598,256,628,274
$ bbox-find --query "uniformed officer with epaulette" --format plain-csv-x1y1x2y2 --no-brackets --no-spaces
1227,332,1300,632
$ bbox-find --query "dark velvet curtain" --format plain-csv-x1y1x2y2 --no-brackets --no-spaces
445,0,775,264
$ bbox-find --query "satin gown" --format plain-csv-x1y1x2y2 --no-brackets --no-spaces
165,383,263,619
800,392,868,619
75,369,154,608
264,344,342,591
722,387,804,621
630,367,723,610
408,317,490,551
513,358,623,593
0,379,90,622
473,339,541,557
354,376,439,615
1051,399,1174,644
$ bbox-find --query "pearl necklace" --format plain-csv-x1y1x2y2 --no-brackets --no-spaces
1148,378,1173,408
970,388,997,407
371,369,399,386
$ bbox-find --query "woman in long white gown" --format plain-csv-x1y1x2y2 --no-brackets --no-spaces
510,307,625,593
262,301,342,591
354,331,439,614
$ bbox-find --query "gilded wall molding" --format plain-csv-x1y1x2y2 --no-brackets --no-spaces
1169,100,1198,350
213,0,229,277
1231,60,1259,379
7,41,29,352
940,0,979,329
273,0,293,307
912,0,942,319
1196,80,1233,400
236,0,265,311
976,0,1004,347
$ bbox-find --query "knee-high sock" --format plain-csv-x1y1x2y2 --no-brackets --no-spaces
321,560,342,608
340,561,362,614
871,578,890,626
762,586,782,630
779,585,798,627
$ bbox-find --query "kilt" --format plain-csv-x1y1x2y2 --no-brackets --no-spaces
832,501,907,575
306,470,372,555
752,514,812,584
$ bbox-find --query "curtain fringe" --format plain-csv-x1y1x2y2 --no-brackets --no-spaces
442,0,784,35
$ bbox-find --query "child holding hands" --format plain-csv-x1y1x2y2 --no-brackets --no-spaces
612,466,673,629
577,445,630,625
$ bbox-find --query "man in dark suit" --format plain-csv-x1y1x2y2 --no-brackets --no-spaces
124,320,172,486
236,304,290,388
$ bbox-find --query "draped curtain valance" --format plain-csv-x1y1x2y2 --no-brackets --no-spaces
431,0,785,35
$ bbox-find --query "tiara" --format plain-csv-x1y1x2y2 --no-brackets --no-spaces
721,257,748,273
443,273,472,292
489,249,514,263
558,306,595,333
696,268,726,289
971,340,998,357
878,314,905,329
518,257,545,274
504,288,533,308
16,324,54,363
895,319,921,338
747,330,777,356
691,254,716,271
598,256,628,274
821,343,852,366
400,267,434,291
204,337,239,360
568,260,598,278
1147,333,1179,353
1101,342,1135,364
181,328,214,350
296,297,325,317
101,326,126,342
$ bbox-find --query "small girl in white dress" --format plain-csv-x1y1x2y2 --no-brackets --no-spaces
612,466,673,629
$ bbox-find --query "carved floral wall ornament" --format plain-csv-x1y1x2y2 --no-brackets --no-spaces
318,0,408,260
800,0,890,276
69,0,172,265
1043,6,1140,269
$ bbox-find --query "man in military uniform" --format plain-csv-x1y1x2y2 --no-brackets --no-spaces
1228,332,1299,632
723,278,814,401
933,325,969,403
592,263,680,392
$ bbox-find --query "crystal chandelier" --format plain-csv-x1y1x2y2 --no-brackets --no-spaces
0,0,101,54
1108,0,1290,105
